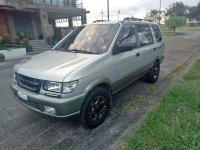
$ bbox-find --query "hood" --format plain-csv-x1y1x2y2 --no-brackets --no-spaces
15,50,99,82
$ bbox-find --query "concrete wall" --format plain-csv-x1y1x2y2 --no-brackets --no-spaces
39,10,49,42
32,17,39,39
5,12,16,38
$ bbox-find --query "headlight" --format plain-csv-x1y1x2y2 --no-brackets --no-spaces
43,81,78,94
62,81,78,94
43,81,62,93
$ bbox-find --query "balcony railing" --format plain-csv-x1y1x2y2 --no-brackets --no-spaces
5,0,82,8
6,0,35,5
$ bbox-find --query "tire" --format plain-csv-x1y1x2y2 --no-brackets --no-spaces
146,61,160,84
80,87,111,128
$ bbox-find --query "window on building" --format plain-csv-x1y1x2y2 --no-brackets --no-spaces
136,24,154,47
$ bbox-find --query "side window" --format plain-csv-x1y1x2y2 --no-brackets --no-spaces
136,24,154,47
114,25,137,54
152,25,162,43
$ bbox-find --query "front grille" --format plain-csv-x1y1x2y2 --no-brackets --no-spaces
16,73,42,93
18,97,43,111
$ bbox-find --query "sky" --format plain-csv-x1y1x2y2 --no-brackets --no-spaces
82,0,200,23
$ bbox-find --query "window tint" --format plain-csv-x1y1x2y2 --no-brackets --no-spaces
114,25,137,54
152,25,162,42
136,24,154,46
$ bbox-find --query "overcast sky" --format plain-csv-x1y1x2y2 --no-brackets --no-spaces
82,0,200,23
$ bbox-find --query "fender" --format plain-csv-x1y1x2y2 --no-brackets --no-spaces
83,77,113,93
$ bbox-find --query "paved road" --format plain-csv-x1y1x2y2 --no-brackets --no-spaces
0,32,200,150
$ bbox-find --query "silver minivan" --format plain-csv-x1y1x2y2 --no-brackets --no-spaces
10,20,165,128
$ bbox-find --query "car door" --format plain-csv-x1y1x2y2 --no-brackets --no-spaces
151,24,165,58
135,24,157,73
112,24,142,91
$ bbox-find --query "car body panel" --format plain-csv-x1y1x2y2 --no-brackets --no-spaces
10,21,165,118
14,50,99,82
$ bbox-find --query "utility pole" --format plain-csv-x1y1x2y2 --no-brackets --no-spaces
159,0,162,24
118,10,120,20
107,0,110,21
101,10,104,20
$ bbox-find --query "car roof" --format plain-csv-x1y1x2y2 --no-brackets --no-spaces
86,20,158,26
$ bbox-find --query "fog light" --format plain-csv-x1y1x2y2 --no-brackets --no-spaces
44,106,56,114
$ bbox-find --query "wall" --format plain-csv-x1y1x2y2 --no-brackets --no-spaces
0,10,10,36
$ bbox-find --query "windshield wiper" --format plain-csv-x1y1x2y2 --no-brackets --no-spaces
67,49,99,54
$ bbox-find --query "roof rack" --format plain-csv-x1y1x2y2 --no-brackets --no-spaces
123,17,150,22
93,20,107,23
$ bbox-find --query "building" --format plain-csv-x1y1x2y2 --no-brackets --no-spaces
0,0,88,42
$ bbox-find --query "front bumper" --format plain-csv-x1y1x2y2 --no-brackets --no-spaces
10,82,87,118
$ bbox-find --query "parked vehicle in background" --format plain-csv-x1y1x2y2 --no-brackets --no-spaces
10,19,165,128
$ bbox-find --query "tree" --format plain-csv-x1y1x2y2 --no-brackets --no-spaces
187,6,197,20
196,2,200,21
145,9,165,23
165,16,186,32
166,2,186,17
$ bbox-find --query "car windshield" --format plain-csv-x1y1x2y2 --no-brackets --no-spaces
54,24,119,54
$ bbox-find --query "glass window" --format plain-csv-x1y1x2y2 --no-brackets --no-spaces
55,24,119,54
152,25,162,43
136,24,154,47
114,25,137,54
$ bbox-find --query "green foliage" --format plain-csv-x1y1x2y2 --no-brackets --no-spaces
0,36,4,44
165,16,186,32
196,2,200,21
4,35,11,44
186,2,200,21
166,2,186,17
14,36,20,44
145,9,166,23
126,59,200,150
23,38,29,46
0,53,5,62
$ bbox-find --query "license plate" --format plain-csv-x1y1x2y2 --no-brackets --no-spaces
18,91,28,101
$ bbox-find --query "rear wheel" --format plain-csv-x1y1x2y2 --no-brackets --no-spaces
146,61,160,83
80,87,111,128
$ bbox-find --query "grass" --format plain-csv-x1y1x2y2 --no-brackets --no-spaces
162,60,188,82
177,26,200,32
160,25,175,37
121,96,145,114
147,86,157,94
125,59,200,150
160,25,200,37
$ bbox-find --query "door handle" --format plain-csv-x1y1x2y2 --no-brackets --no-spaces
136,53,140,57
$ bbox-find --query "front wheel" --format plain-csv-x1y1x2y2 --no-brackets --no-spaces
80,87,111,128
146,61,160,84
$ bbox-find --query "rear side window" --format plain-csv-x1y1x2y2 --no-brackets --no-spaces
152,25,162,43
136,24,154,47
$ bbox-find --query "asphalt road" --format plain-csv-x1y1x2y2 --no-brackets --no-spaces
1,32,200,150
